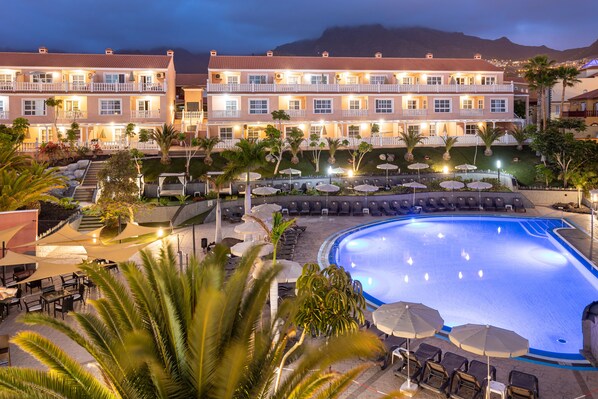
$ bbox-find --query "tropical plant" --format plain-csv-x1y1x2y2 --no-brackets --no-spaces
326,138,344,165
569,170,597,207
263,125,287,174
139,123,179,164
347,136,373,173
510,125,532,151
271,109,291,132
399,130,424,161
0,244,383,398
476,126,504,156
178,134,201,178
308,133,326,172
45,97,63,141
175,194,189,205
535,164,555,188
198,136,221,166
129,148,144,175
523,55,557,130
554,65,581,119
97,151,140,204
286,127,305,164
370,123,380,136
442,136,458,161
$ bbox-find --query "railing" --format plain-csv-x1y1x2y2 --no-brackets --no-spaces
215,139,240,149
0,110,8,119
210,110,240,118
176,111,203,120
207,82,514,94
131,110,161,119
0,82,167,93
563,110,597,118
341,109,369,117
460,108,484,116
402,109,427,116
286,109,306,117
57,110,87,120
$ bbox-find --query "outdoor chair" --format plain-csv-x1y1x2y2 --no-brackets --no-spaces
60,274,78,290
395,343,442,382
367,324,407,370
400,199,416,214
483,197,496,211
416,198,434,213
25,279,42,294
0,277,17,289
4,287,22,315
420,352,468,395
24,298,43,313
328,201,339,215
54,296,74,319
339,201,351,216
466,197,479,210
299,201,311,216
449,360,496,399
310,201,322,216
72,284,86,307
287,201,299,216
293,182,302,192
281,183,291,193
439,197,457,211
305,182,313,191
373,179,383,188
352,201,365,216
428,197,446,211
456,197,469,210
513,198,526,213
380,201,397,216
391,200,408,215
237,184,246,195
368,201,383,216
495,197,507,211
507,370,539,399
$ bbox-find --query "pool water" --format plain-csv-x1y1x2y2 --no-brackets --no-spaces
329,216,598,354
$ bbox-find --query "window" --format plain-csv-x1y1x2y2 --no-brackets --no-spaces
288,100,300,110
32,73,53,83
461,99,473,109
402,76,414,85
349,99,361,110
186,102,200,112
490,99,507,113
219,127,233,140
99,99,122,115
313,99,332,114
310,125,323,137
422,100,427,109
225,100,238,111
0,74,11,83
375,99,393,113
348,125,360,138
310,74,328,84
114,128,125,143
407,100,417,110
477,99,484,109
71,74,85,88
249,75,266,84
247,126,260,139
455,77,467,85
427,76,442,85
226,75,239,84
481,76,496,85
23,99,46,116
429,124,436,136
0,100,5,112
465,124,478,135
105,74,126,84
64,100,80,118
407,125,420,135
434,99,451,113
249,99,268,114
287,75,300,85
345,76,358,84
370,75,386,85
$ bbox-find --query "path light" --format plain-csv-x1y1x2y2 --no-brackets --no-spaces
443,165,449,174
328,166,333,184
496,160,502,181
157,228,164,237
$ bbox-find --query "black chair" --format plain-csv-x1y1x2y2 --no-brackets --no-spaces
299,201,311,216
352,201,365,216
380,201,397,216
25,279,42,294
456,197,469,210
439,197,456,211
0,277,17,289
60,274,78,290
507,370,539,399
400,199,416,214
495,197,507,211
428,197,446,211
281,183,291,193
339,201,351,216
466,197,479,210
54,296,74,319
513,198,526,213
416,198,434,213
368,201,383,216
449,360,496,399
420,352,468,394
483,197,496,211
390,200,408,215
287,201,299,216
395,343,442,382
72,284,86,307
237,184,246,195
5,287,22,315
310,201,322,216
328,201,339,216
24,298,43,313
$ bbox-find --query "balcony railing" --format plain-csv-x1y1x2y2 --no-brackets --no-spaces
563,110,597,118
286,109,306,117
207,82,514,94
0,82,166,93
57,110,87,120
460,108,484,116
210,110,240,118
0,110,8,119
402,109,427,116
131,110,161,119
341,109,369,117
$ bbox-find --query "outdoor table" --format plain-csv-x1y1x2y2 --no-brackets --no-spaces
41,289,75,313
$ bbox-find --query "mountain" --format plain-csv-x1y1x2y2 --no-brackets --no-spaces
274,25,597,61
116,47,210,73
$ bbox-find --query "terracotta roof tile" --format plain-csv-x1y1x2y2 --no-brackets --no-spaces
569,88,598,101
0,52,171,69
208,55,502,72
176,73,208,87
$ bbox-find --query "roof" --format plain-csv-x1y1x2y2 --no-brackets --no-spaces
581,59,598,70
569,88,598,101
208,55,502,72
0,51,172,69
176,73,208,87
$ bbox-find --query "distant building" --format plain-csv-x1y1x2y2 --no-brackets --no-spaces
563,88,598,137
550,59,598,119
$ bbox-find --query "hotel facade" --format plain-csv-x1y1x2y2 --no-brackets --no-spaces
206,51,527,148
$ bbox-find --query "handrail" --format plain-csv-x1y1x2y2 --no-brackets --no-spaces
37,209,82,239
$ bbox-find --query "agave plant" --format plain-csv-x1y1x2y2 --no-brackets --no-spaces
442,136,458,161
476,126,505,156
326,138,344,165
198,136,221,165
399,130,424,162
0,244,383,398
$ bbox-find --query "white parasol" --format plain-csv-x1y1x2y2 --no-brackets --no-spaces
455,164,477,176
279,168,301,186
316,183,340,207
403,182,427,204
230,241,273,257
353,184,379,206
377,163,399,185
467,181,493,205
439,180,465,190
407,163,429,181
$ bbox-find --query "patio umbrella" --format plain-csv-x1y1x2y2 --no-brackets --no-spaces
253,186,280,203
236,172,262,215
220,237,243,248
353,184,379,206
329,167,346,175
407,163,429,182
449,324,529,399
440,181,465,190
467,181,493,205
315,183,340,207
279,168,301,186
403,182,427,204
250,203,282,221
377,163,399,186
234,220,267,236
373,302,444,395
455,164,477,176
253,259,302,283
230,241,273,257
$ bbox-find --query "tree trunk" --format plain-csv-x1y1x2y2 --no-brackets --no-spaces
291,155,299,164
214,196,222,243
443,151,451,161
404,151,414,162
560,82,566,119
274,156,282,175
244,174,251,214
542,89,548,130
484,147,493,157
274,330,307,392
160,151,170,165
328,155,336,164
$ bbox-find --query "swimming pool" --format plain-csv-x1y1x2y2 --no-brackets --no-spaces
325,216,598,355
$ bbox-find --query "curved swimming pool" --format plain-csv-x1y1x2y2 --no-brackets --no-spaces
325,216,598,355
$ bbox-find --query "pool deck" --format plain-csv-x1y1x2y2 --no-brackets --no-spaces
1,205,597,397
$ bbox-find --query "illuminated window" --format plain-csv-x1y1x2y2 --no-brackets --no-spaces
375,99,393,113
490,99,507,113
23,99,46,116
219,127,233,140
99,99,122,115
313,99,332,114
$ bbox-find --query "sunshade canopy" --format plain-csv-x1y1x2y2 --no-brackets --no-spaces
449,324,529,358
440,180,465,190
0,223,27,244
83,242,150,263
0,250,66,266
234,220,267,235
25,223,95,246
455,164,478,171
251,203,282,213
230,242,273,257
329,167,346,175
377,163,399,170
236,172,261,181
19,261,82,284
111,223,165,242
279,168,301,175
402,182,427,189
373,301,444,339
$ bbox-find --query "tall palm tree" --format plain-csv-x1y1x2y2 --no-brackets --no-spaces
476,126,505,156
399,130,424,162
442,136,458,161
0,162,66,211
222,139,268,214
523,55,557,130
554,66,581,118
510,125,528,151
285,127,305,164
0,244,383,398
326,138,344,165
198,136,221,166
147,123,179,165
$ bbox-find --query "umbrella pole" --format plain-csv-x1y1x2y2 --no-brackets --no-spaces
407,338,411,387
487,355,491,399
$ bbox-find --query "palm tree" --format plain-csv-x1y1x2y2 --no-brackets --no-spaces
0,244,383,398
285,127,305,164
44,97,63,141
198,136,221,165
476,126,505,156
222,139,268,214
145,123,179,164
442,136,458,161
201,173,229,243
0,162,66,211
554,66,581,118
399,130,424,162
510,125,528,151
523,55,557,129
326,138,344,165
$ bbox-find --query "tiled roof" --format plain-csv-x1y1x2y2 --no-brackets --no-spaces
208,55,502,72
0,52,172,69
176,73,208,87
569,88,598,101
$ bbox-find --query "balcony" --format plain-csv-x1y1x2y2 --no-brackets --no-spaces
131,110,161,119
57,110,87,121
402,109,427,116
460,108,484,116
210,110,240,118
0,110,8,119
207,82,514,94
286,109,306,117
341,109,369,117
0,82,166,93
563,110,597,118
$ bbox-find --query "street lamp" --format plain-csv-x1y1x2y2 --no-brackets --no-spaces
442,165,449,175
496,160,502,182
590,189,598,260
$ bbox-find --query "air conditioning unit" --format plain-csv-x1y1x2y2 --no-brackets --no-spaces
214,73,221,79
88,73,94,79
156,72,165,79
275,73,282,79
335,74,341,80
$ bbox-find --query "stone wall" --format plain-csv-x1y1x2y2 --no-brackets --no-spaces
518,189,579,206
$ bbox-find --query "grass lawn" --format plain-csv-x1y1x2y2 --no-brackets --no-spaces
142,145,540,186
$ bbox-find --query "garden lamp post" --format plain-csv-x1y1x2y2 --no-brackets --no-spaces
347,170,354,189
496,160,502,183
590,189,598,261
328,166,333,184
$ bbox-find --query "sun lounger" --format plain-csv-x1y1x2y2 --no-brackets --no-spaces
513,198,526,213
391,200,408,215
339,201,351,216
456,197,469,210
310,201,322,216
439,197,457,211
495,197,507,211
507,370,539,399
368,201,383,216
449,359,496,399
420,352,468,394
416,198,434,213
237,184,246,195
467,197,479,210
395,343,442,382
287,201,299,216
367,325,408,370
299,201,311,216
352,201,365,216
380,201,397,216
483,197,496,211
328,201,339,215
428,197,446,211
